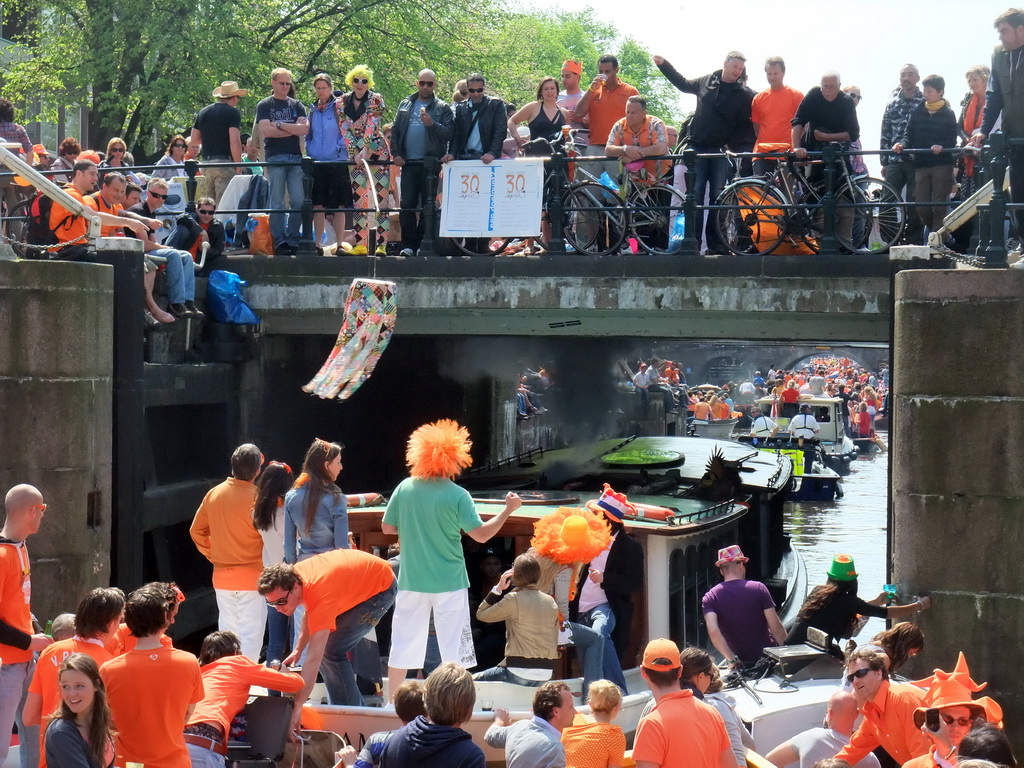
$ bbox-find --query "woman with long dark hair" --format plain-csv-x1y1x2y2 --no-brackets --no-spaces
44,654,115,768
679,647,754,768
785,555,931,654
284,438,348,564
253,461,294,665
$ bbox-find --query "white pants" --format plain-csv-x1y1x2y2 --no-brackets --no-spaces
215,589,267,661
388,589,476,669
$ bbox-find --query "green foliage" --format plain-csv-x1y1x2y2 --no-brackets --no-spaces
1,0,675,153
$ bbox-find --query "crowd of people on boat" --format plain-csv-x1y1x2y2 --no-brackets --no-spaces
2,414,1013,768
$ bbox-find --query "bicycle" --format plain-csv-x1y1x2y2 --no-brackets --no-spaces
713,148,905,256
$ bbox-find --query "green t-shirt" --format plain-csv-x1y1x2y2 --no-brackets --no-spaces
383,477,483,593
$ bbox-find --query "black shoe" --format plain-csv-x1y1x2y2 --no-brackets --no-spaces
169,303,190,318
184,301,205,319
278,244,297,256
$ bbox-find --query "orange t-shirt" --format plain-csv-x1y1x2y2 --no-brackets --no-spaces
711,401,731,420
632,689,729,768
187,655,303,735
84,193,124,238
101,647,204,768
295,549,395,635
692,401,713,420
562,717,626,768
0,541,34,664
31,636,114,766
108,623,173,655
836,680,931,766
189,477,263,591
50,185,88,245
751,85,804,151
588,80,640,147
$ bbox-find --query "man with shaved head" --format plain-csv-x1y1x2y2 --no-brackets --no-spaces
765,690,881,768
0,485,54,768
391,68,454,257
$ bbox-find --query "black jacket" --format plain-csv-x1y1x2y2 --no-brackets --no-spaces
449,95,507,159
656,61,753,151
571,529,644,659
899,101,958,168
391,92,454,160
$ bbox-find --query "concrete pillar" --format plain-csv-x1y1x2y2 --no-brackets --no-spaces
892,268,1024,743
0,260,114,622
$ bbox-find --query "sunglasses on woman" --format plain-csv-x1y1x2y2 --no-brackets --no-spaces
352,78,369,85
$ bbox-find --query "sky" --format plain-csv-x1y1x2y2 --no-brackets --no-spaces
526,0,1005,175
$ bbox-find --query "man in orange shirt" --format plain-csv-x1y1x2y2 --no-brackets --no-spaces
751,56,804,175
835,648,930,766
0,485,54,768
257,548,397,729
23,587,125,762
605,96,669,184
101,583,204,768
632,638,733,768
574,54,640,158
48,160,147,261
190,444,266,662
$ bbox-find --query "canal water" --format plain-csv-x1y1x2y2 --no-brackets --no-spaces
784,433,892,642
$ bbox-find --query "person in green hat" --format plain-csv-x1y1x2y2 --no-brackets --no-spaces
783,554,931,656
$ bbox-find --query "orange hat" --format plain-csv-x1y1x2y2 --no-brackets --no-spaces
32,144,49,157
562,60,583,76
79,150,101,164
643,638,681,671
531,507,612,565
911,652,1003,728
405,419,473,479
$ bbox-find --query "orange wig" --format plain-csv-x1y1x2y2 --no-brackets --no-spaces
406,419,473,479
531,507,612,566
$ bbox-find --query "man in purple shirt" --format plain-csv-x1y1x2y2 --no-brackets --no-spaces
701,545,786,669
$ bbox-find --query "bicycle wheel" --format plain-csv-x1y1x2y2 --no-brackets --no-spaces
451,236,512,257
837,177,905,254
714,179,787,256
562,181,626,256
630,183,684,255
4,198,33,257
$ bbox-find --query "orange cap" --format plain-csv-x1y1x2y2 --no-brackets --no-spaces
32,144,49,156
643,638,680,670
562,60,583,76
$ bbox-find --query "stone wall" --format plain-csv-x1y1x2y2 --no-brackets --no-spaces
0,260,113,622
893,269,1024,745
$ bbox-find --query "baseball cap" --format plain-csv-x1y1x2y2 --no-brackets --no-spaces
643,638,681,671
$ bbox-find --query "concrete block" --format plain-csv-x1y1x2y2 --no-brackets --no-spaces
892,397,1024,497
892,492,1024,594
889,245,933,261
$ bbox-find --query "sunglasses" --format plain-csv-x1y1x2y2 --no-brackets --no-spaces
849,94,862,101
198,209,215,215
31,504,46,513
111,148,125,153
266,587,292,607
940,714,975,727
468,87,484,94
277,81,293,87
353,78,369,85
418,80,435,87
172,143,186,149
846,667,875,684
148,191,168,200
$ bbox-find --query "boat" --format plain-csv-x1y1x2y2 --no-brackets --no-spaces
756,395,859,474
735,435,844,502
304,435,802,760
689,417,739,439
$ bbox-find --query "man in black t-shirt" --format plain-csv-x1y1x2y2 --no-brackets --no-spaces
255,67,309,255
191,81,247,203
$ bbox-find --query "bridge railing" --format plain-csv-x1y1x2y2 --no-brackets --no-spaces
0,144,986,259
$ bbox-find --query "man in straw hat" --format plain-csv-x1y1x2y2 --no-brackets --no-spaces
702,544,786,670
633,638,733,768
382,419,521,703
191,80,249,202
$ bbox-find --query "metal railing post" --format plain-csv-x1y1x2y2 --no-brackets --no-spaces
184,160,199,214
297,157,316,256
819,145,840,254
981,134,1009,268
547,153,567,255
419,157,439,257
680,149,700,255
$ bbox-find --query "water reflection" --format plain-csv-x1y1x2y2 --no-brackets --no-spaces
785,434,890,641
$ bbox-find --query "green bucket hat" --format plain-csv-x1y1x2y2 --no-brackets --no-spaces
827,554,858,582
